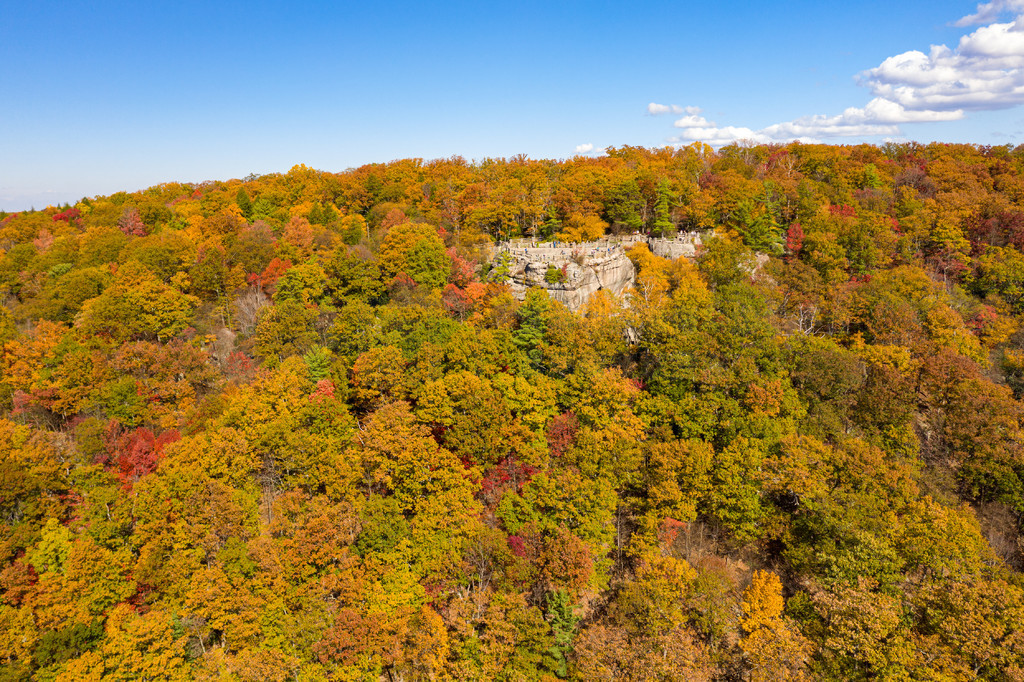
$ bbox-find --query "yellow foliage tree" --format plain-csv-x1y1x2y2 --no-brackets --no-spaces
557,213,607,242
739,570,812,682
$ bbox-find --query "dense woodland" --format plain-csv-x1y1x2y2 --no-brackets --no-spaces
3,142,1024,680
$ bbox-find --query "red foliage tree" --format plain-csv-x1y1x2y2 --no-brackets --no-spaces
379,208,407,234
259,257,293,293
310,379,336,402
546,411,579,458
101,423,181,487
446,247,476,287
224,351,256,383
117,206,147,237
785,222,804,261
32,229,54,253
51,207,81,225
441,284,473,319
828,204,856,218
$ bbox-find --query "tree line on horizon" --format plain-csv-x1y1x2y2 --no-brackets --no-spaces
2,141,1024,679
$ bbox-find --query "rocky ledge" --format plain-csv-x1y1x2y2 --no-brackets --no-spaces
492,233,705,311
491,242,633,311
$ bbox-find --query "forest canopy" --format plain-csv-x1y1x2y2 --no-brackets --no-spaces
3,142,1024,680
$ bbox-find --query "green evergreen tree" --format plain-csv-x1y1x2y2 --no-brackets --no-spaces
303,346,332,380
732,198,782,254
542,204,562,239
652,180,675,236
545,590,581,678
235,187,253,220
514,289,552,370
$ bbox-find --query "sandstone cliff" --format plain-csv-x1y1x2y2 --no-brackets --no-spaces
493,241,630,311
492,233,706,311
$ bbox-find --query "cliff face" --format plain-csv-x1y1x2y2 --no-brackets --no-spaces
493,233,706,311
498,245,636,312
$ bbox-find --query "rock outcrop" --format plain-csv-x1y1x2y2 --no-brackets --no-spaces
493,241,630,311
491,232,707,311
499,248,635,311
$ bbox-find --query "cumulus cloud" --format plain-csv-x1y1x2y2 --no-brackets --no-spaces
656,2,1024,145
575,143,595,154
859,17,1024,112
672,109,713,128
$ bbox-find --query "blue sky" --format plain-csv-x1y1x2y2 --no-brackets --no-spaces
3,0,1024,210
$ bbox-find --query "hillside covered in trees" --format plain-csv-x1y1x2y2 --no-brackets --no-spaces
3,142,1024,680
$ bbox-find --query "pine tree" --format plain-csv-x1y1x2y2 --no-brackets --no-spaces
235,187,253,220
542,205,562,239
653,180,675,236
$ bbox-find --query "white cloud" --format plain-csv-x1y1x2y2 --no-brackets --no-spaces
575,143,594,154
959,18,1024,57
859,18,1024,112
648,102,686,115
669,109,768,143
666,100,957,145
857,97,965,122
670,128,771,145
654,5,1024,145
672,108,714,128
954,0,1024,27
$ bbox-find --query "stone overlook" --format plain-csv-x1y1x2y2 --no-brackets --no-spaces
492,232,704,311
